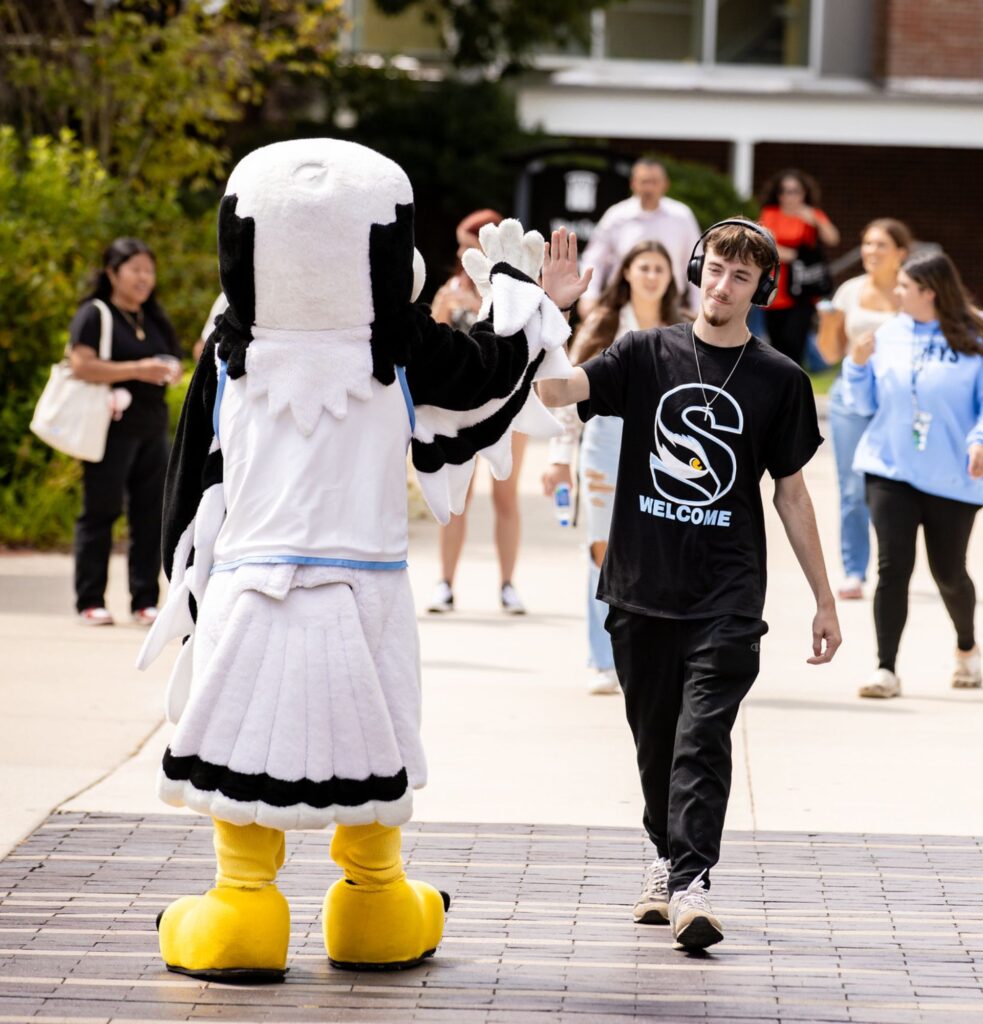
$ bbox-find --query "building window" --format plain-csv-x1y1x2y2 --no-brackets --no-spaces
347,0,444,57
601,0,813,68
715,0,810,66
604,2,703,62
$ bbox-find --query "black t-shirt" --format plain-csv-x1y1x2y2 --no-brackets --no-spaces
579,322,822,620
70,301,181,436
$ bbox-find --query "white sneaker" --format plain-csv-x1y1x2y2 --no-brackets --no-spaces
133,607,158,626
837,576,864,600
78,607,114,626
858,667,901,699
588,668,620,695
500,582,526,615
668,871,723,949
633,856,671,924
953,647,982,688
427,581,454,614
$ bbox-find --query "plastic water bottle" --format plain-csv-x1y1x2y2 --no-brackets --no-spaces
554,483,572,527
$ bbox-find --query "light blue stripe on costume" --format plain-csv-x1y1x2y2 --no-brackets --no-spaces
396,365,415,432
211,555,408,574
213,359,228,442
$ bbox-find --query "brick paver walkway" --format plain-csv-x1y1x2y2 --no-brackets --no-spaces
1,813,982,1023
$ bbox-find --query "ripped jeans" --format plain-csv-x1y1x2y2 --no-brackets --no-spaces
580,414,623,670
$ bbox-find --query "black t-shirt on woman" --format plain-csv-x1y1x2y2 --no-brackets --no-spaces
70,300,182,436
579,323,822,620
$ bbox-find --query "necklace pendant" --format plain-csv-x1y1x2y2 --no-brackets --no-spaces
136,327,146,341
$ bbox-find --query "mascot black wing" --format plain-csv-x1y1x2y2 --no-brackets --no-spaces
135,139,572,983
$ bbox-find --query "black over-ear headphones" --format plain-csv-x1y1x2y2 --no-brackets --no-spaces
686,219,780,307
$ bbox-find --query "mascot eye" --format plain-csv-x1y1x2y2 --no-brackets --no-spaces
689,457,705,471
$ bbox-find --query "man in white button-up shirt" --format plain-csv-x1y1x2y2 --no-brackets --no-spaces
578,158,701,318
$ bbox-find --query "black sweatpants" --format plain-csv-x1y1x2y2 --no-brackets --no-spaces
607,608,765,893
866,475,979,673
764,302,814,366
74,427,169,613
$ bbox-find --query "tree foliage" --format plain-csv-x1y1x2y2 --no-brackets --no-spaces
0,126,217,545
0,0,344,191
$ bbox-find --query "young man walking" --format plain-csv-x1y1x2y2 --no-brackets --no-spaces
539,219,841,950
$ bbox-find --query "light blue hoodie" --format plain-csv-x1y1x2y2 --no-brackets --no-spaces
841,314,983,506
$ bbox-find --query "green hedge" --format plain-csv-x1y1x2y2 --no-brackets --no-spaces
0,127,217,548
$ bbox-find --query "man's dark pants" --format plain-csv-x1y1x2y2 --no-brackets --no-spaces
606,608,766,894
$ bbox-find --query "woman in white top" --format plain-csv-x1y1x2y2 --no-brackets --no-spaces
817,218,912,599
542,240,679,694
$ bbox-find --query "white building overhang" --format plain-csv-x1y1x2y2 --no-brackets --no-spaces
518,67,983,151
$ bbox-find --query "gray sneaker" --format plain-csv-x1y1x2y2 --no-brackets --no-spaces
632,856,671,924
668,871,723,949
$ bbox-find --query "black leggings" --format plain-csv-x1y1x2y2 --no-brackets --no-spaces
866,475,979,672
764,302,814,366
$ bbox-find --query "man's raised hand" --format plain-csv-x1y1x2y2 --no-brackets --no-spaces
542,227,593,312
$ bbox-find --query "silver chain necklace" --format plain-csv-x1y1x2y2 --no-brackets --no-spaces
691,325,750,420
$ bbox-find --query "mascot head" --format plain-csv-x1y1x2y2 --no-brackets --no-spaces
215,139,426,383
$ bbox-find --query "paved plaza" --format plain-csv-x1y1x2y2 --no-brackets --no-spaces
1,436,982,1022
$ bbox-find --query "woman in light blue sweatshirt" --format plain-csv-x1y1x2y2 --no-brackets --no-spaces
842,250,983,698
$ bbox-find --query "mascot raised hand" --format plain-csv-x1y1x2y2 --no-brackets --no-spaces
136,138,588,981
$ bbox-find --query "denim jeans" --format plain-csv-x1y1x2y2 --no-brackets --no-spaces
828,376,873,581
581,415,623,671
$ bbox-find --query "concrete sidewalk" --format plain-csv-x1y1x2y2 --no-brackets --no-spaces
3,438,982,846
1,437,982,1022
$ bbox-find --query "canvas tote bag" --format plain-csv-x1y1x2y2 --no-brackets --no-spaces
30,299,114,462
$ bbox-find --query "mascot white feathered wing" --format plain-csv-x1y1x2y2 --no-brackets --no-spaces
136,138,576,981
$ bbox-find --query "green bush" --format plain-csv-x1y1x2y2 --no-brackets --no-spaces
0,126,218,548
656,153,758,229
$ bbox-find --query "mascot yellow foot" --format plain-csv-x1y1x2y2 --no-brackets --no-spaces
324,823,449,971
157,819,290,983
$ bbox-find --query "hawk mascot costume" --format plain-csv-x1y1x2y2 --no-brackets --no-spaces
137,138,575,980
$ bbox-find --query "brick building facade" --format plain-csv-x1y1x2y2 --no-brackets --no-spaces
513,0,983,296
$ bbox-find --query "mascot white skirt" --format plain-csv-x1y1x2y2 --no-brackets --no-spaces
137,138,574,980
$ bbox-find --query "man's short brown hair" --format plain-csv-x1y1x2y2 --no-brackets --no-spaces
703,219,776,276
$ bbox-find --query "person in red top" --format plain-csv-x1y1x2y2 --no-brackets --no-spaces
758,169,840,365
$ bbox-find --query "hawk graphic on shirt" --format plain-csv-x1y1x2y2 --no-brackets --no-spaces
649,384,744,506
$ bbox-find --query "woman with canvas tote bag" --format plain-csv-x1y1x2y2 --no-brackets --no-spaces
68,238,183,626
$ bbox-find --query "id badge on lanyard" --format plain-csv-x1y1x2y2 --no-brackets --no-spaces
910,333,936,452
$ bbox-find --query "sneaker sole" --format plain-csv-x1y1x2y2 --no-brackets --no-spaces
674,915,723,950
633,904,669,925
858,686,900,699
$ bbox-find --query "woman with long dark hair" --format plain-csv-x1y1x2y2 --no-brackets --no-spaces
543,240,680,693
817,218,912,599
68,237,183,626
759,168,840,365
427,209,533,614
843,250,983,697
